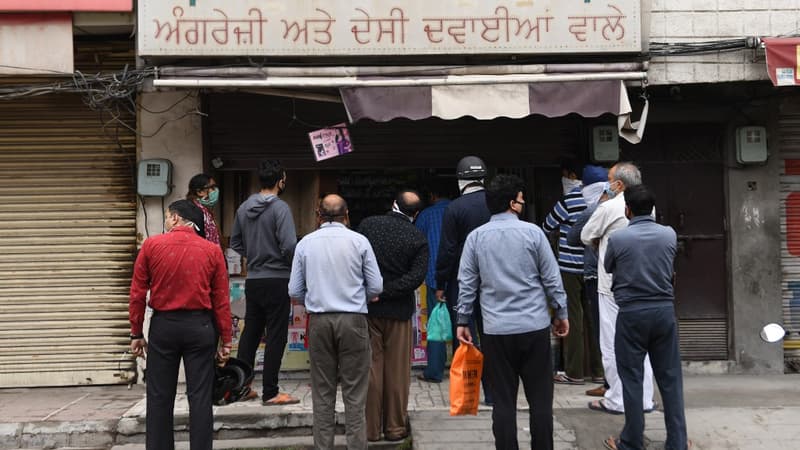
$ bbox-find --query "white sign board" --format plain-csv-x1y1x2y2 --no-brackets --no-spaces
0,14,73,75
138,0,642,57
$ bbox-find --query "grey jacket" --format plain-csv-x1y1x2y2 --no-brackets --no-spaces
230,193,297,279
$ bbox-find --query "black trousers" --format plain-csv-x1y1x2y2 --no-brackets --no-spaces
237,277,290,401
147,310,217,450
446,279,493,403
616,305,688,450
483,328,553,450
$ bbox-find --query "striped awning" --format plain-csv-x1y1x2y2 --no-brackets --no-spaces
341,79,648,143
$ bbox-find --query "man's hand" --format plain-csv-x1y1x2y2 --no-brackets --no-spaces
216,344,232,366
130,338,147,358
435,290,446,302
552,318,570,337
369,296,380,303
457,326,473,345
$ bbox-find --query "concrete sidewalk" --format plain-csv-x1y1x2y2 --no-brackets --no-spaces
1,373,799,449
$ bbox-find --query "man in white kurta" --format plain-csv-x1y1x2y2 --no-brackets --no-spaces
581,163,655,414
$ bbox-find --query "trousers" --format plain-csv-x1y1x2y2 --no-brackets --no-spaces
308,313,371,450
366,317,412,441
146,310,216,450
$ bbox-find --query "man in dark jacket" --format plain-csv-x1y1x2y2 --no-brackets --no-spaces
358,190,429,442
230,160,299,405
429,156,492,401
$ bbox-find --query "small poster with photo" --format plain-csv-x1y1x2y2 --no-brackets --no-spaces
308,123,353,161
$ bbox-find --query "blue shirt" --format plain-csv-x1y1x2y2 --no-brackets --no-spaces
604,216,677,311
567,204,599,279
415,199,450,289
457,212,568,335
288,222,383,314
543,187,586,274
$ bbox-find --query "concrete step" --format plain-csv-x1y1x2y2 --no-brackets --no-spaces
111,435,408,449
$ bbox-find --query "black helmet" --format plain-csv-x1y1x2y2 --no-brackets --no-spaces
456,156,487,179
213,357,255,406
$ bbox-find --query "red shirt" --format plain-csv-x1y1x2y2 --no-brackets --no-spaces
129,226,232,344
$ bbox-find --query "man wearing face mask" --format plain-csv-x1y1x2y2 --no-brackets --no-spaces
543,159,602,387
230,160,300,405
581,162,656,416
358,190,429,442
187,173,220,245
129,200,231,450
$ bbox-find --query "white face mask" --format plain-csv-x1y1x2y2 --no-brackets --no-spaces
562,177,582,195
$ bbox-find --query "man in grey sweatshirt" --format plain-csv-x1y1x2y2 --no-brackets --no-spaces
230,160,299,405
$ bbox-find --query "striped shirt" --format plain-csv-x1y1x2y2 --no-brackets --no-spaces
542,187,586,274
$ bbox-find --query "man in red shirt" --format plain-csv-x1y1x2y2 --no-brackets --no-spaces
129,200,232,450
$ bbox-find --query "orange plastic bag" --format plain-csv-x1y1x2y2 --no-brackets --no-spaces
449,343,484,415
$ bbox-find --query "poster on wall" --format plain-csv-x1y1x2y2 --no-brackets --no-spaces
411,285,429,367
308,123,353,161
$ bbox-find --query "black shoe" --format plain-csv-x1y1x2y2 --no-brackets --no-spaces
416,374,442,383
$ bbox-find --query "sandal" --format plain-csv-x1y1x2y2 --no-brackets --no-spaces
602,437,618,450
553,373,585,385
263,392,300,406
588,400,623,415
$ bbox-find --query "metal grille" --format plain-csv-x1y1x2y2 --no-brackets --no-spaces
679,319,728,361
780,106,800,369
0,93,137,387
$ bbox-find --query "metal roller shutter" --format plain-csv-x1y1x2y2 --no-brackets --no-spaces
0,94,137,387
779,102,800,368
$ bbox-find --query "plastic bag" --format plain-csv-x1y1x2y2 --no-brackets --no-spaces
426,302,453,342
449,343,484,416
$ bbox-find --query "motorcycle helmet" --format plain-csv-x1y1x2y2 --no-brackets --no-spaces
456,156,487,180
213,357,255,406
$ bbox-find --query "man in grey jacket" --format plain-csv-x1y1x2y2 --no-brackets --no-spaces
230,160,299,405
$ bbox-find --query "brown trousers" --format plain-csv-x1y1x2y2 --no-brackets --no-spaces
366,317,412,441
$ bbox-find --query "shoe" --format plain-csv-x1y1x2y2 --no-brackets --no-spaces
585,385,607,397
242,388,259,401
644,401,659,413
417,374,442,383
384,434,408,442
591,376,605,384
554,372,585,385
588,400,623,415
263,392,300,406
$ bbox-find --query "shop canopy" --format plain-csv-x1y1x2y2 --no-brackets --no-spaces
154,70,648,143
341,78,647,144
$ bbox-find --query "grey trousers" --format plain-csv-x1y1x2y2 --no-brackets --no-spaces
308,313,371,450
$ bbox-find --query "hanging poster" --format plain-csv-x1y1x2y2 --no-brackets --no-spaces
308,123,353,161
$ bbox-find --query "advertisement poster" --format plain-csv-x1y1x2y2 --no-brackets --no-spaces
412,285,429,366
308,123,353,161
288,300,308,351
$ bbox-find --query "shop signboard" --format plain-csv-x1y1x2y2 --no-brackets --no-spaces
138,0,642,57
0,0,132,11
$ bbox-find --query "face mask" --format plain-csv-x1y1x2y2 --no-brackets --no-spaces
562,177,582,195
199,188,219,207
604,181,617,199
278,179,286,195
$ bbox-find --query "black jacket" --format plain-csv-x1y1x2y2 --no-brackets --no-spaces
434,190,491,290
358,212,429,320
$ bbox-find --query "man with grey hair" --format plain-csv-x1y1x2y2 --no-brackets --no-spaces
581,162,656,415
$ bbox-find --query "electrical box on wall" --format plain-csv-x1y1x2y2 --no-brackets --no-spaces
736,126,768,164
592,125,619,163
137,159,173,196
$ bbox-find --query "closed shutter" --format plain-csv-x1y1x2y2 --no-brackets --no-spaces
779,102,800,367
0,93,137,387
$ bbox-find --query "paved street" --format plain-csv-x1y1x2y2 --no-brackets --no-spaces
1,373,798,449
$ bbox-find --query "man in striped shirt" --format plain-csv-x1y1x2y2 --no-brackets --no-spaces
543,160,603,385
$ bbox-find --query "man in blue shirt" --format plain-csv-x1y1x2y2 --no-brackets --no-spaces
601,185,688,450
415,181,452,383
288,194,383,450
457,174,569,450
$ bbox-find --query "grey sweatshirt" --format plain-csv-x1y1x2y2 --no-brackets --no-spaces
230,193,297,279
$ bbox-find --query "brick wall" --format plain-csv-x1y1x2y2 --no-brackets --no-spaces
648,0,800,85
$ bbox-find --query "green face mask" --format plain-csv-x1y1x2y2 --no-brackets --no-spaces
199,188,219,207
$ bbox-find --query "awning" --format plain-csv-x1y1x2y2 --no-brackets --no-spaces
763,37,800,86
152,71,649,144
341,79,648,144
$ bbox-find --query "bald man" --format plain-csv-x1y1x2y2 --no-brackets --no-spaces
288,195,383,450
358,191,429,442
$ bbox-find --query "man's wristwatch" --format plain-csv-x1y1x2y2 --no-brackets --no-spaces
130,334,144,341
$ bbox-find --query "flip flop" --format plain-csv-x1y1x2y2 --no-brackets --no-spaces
588,400,623,415
554,373,585,385
602,437,619,450
263,392,300,406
